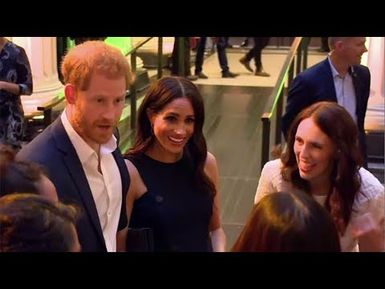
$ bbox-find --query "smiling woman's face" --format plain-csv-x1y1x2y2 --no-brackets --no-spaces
294,117,336,184
148,97,195,162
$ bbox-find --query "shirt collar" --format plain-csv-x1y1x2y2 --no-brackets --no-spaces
328,56,342,78
61,109,117,165
328,56,355,78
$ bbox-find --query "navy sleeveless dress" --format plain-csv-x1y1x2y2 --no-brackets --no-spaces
126,153,214,252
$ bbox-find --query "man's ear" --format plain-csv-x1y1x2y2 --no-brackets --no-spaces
335,40,345,51
64,84,76,104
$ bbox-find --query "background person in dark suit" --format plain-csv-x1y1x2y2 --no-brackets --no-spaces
281,37,370,166
17,41,133,252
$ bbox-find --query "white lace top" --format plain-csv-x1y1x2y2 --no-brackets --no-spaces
255,159,385,252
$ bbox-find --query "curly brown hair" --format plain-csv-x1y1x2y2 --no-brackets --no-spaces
281,101,363,234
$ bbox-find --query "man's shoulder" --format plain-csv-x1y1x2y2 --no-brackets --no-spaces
263,158,282,173
354,64,370,78
21,121,54,145
18,119,64,162
300,59,328,77
18,137,56,167
292,60,330,89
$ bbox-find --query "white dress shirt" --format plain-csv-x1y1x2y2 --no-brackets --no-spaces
328,57,357,123
61,110,122,252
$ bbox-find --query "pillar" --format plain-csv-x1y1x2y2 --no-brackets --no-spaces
363,37,384,131
11,37,63,116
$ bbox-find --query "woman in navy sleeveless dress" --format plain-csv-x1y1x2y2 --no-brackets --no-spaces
124,76,226,252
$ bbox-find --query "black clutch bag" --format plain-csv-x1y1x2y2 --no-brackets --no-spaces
126,227,154,252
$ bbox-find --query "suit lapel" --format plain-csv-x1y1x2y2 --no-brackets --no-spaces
350,66,362,119
320,59,338,101
113,150,129,196
51,119,106,248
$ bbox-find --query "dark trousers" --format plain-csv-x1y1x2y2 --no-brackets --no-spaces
244,37,270,69
321,37,329,51
195,37,229,74
171,37,191,76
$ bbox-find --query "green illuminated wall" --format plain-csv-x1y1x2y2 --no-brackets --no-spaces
105,37,132,55
65,37,133,55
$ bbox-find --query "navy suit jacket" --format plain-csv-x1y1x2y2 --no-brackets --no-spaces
17,117,130,252
281,58,370,162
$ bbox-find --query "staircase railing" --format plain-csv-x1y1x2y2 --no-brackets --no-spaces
260,37,310,170
125,37,164,130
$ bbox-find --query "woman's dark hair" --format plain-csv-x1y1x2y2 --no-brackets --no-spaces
0,145,48,197
232,191,341,252
125,76,215,196
0,193,80,252
281,101,362,234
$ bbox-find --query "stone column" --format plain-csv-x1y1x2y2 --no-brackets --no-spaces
363,37,384,131
11,37,63,116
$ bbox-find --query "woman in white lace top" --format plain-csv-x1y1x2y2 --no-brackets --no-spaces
255,101,384,252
